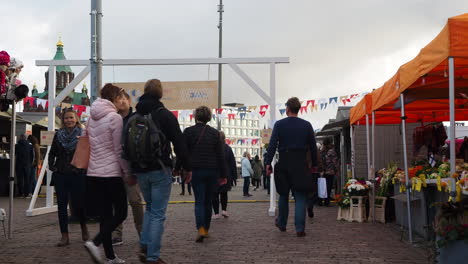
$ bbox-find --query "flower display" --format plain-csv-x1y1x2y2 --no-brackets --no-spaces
345,179,370,196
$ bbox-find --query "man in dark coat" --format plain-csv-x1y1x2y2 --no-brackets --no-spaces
265,97,317,237
15,133,34,197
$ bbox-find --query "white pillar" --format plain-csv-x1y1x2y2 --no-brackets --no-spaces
46,66,56,208
366,114,371,180
8,101,16,239
268,63,277,217
448,57,456,199
400,93,413,244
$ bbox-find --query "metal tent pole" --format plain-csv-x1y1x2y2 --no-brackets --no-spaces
268,63,277,217
400,93,413,244
217,0,224,130
350,125,355,178
366,114,371,180
371,111,376,223
448,57,456,199
90,0,102,102
8,102,16,239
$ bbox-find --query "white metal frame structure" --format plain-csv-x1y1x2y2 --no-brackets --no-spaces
27,57,289,217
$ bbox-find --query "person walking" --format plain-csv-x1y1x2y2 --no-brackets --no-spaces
307,145,323,218
83,84,132,264
241,152,253,197
182,106,226,243
319,138,339,207
48,109,89,247
265,97,318,237
111,92,145,247
131,79,191,263
251,155,263,191
28,135,41,195
212,131,236,219
15,134,33,198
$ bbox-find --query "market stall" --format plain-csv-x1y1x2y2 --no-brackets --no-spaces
348,14,468,247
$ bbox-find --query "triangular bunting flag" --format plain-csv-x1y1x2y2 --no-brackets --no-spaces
238,106,247,112
240,113,246,120
329,97,338,105
260,105,269,111
300,106,307,114
279,109,286,116
171,110,179,119
259,111,266,117
216,108,224,114
189,114,193,122
306,100,315,107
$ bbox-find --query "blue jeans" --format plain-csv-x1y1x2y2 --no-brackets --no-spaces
277,190,307,233
137,169,172,262
191,169,218,230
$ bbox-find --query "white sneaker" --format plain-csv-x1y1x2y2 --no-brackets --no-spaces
107,254,125,264
84,241,103,264
212,214,221,219
222,211,229,218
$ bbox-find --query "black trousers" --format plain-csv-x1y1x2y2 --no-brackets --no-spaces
88,176,128,260
181,181,192,194
16,165,31,196
243,177,251,195
55,172,87,233
212,191,228,214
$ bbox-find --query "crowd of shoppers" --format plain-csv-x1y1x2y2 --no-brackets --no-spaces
28,72,325,264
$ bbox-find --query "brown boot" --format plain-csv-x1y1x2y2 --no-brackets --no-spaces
81,224,90,241
195,227,208,243
56,232,70,247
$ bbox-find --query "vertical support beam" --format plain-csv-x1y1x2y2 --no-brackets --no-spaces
268,63,277,217
8,102,16,239
400,93,413,244
371,111,376,223
371,111,375,179
46,66,56,208
90,0,103,102
340,129,345,192
217,0,224,130
350,125,355,178
448,57,456,199
366,114,371,179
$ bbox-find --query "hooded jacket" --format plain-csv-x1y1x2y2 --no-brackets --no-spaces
135,93,191,172
84,98,129,178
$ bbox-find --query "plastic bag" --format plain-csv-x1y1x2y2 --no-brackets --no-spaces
318,177,328,199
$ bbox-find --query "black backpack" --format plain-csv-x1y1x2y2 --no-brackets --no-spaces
122,108,167,169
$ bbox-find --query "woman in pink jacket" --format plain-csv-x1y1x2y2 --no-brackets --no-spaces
83,83,133,264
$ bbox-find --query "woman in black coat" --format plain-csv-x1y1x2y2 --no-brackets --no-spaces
182,106,227,242
48,109,88,247
212,131,237,219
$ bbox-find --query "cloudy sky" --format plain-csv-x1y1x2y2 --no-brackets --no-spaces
2,0,468,128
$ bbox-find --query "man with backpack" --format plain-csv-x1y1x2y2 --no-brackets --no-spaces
123,79,191,264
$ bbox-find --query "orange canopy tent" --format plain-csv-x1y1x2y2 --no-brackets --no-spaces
350,13,468,125
348,14,468,244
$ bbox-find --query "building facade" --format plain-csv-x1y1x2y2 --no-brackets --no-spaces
178,111,262,162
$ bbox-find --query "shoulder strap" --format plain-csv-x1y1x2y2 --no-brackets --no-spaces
195,125,207,146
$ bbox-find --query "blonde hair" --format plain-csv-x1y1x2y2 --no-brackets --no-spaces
144,79,163,99
60,109,82,129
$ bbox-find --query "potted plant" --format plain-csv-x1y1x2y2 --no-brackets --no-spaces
434,199,468,263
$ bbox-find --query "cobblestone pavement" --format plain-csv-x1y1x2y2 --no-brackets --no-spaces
0,183,431,264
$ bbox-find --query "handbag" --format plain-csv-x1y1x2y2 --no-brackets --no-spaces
317,176,328,199
70,136,90,169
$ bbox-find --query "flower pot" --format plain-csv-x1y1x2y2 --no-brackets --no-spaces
436,239,468,264
374,196,387,223
337,207,350,221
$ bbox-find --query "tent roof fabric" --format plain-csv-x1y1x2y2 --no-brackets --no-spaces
351,13,468,125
